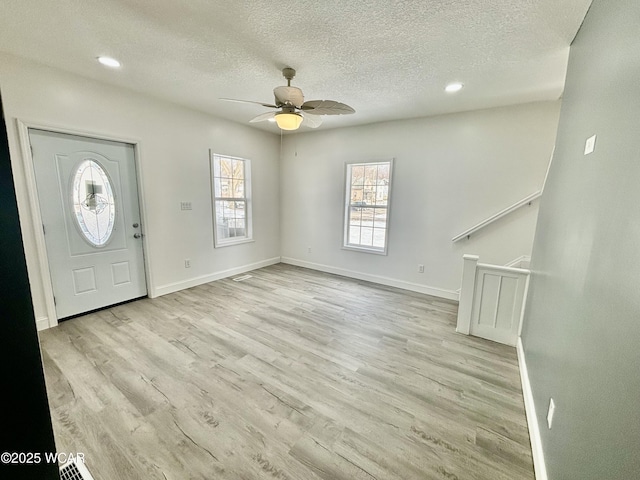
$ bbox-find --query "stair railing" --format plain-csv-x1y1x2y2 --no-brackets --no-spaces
451,191,541,242
452,148,555,242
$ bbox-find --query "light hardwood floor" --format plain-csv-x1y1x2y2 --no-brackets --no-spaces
39,263,534,480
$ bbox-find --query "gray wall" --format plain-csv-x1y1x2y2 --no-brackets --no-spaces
280,102,559,299
521,0,640,478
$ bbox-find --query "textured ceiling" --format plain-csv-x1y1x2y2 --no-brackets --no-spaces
0,0,592,133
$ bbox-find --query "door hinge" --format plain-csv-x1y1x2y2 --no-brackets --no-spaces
30,144,34,156
42,224,46,235
53,296,56,306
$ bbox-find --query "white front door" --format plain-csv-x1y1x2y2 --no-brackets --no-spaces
30,129,147,319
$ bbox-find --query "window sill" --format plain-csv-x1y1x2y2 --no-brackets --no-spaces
342,245,388,256
214,238,254,248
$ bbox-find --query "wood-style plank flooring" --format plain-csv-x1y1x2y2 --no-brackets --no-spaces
39,263,534,480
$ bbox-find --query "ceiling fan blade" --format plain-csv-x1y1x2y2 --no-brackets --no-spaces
301,100,355,115
220,98,278,108
273,86,304,107
249,111,277,123
302,113,323,128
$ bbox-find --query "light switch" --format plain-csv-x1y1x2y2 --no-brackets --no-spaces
584,135,596,155
180,201,192,210
547,398,556,429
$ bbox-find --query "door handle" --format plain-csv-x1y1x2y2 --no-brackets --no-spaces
133,233,142,239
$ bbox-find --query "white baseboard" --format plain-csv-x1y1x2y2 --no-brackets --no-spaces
280,257,459,301
517,338,548,480
36,316,50,331
152,256,281,297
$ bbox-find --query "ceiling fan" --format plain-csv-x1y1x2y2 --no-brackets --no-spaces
220,68,355,131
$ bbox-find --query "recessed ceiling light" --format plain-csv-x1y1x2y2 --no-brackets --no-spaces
97,56,121,68
445,82,464,93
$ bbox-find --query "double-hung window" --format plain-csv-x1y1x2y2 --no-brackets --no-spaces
211,153,252,247
343,159,393,254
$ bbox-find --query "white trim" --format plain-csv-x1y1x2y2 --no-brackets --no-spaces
131,141,156,298
542,146,555,193
341,245,387,256
15,119,152,329
213,238,255,248
456,254,479,335
152,256,281,297
210,152,253,248
35,316,50,332
517,275,530,338
476,262,531,275
281,257,459,301
16,120,58,328
517,338,548,480
506,255,532,268
342,158,394,256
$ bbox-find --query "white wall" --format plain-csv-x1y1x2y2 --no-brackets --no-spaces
0,53,281,329
280,101,561,299
0,51,562,327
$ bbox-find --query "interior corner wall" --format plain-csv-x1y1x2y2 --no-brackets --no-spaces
521,0,640,478
0,53,281,327
280,101,561,298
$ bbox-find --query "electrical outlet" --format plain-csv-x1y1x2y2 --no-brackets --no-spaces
418,264,424,273
184,259,191,268
547,398,556,429
308,247,312,253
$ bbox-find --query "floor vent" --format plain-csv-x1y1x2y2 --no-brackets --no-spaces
232,274,253,282
59,459,95,480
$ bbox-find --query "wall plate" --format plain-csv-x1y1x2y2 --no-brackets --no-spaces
547,398,556,429
584,135,596,155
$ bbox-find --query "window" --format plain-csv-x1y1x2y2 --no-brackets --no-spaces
211,153,252,247
71,159,116,247
344,159,393,254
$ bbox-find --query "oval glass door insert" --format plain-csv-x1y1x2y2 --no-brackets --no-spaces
71,159,116,246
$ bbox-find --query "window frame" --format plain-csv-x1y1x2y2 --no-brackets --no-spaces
342,158,394,255
210,152,253,248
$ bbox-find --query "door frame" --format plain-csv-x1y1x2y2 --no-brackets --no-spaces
16,119,153,329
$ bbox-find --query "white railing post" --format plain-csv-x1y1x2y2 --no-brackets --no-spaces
456,254,479,335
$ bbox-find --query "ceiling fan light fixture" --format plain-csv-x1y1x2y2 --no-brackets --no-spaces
220,67,355,129
275,112,303,131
